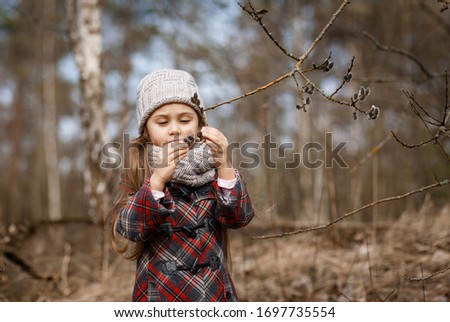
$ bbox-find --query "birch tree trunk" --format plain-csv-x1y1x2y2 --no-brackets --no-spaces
67,0,107,222
42,0,62,222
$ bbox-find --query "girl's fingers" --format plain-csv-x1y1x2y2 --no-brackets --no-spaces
204,140,222,155
201,127,225,144
157,144,188,165
201,128,228,152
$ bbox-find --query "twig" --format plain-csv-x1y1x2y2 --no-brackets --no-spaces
391,131,442,149
404,91,441,126
357,74,445,84
419,0,450,34
253,179,450,239
205,0,350,111
383,287,398,302
296,0,350,68
4,250,53,280
407,89,450,161
443,70,449,125
363,32,433,79
336,290,354,302
239,1,299,62
350,133,392,174
404,265,450,281
392,75,450,162
419,0,450,33
204,70,294,111
330,56,355,98
296,70,366,114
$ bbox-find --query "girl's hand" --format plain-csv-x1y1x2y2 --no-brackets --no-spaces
150,141,189,191
201,126,235,180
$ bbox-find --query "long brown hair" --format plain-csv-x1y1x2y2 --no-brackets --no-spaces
107,129,152,259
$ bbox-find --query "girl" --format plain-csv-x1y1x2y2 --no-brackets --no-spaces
109,69,254,302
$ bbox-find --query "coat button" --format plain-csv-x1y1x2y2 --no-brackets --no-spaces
225,291,232,300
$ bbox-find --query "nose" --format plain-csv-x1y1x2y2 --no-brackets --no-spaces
168,122,181,136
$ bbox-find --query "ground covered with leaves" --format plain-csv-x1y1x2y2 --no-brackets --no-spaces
1,202,448,302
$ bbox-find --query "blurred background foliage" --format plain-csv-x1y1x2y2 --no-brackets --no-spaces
0,0,449,231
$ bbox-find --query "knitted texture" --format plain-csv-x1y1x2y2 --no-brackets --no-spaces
136,69,207,134
149,141,216,187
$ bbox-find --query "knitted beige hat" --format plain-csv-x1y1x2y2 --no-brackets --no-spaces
136,69,207,134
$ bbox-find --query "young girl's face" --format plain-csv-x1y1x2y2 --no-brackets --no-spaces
146,103,200,147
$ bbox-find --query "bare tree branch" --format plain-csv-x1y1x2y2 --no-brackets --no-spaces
205,0,351,112
204,70,294,112
330,56,355,98
392,72,450,161
296,0,350,68
363,32,434,79
239,1,299,62
443,69,449,124
357,75,445,84
404,90,441,126
404,265,450,281
350,132,393,174
253,179,450,240
391,130,443,149
418,0,450,33
295,69,367,115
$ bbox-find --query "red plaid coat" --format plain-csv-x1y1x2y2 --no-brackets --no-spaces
116,171,254,302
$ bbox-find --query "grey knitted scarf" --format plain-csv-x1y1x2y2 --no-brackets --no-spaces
150,141,216,187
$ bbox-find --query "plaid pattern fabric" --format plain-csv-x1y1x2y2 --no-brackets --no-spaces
116,171,254,302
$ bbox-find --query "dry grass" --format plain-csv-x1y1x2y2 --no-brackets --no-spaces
0,200,448,302
232,200,450,301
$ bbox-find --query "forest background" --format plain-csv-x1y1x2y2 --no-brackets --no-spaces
0,0,449,301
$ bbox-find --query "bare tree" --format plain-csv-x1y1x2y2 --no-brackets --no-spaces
42,0,62,221
67,0,108,222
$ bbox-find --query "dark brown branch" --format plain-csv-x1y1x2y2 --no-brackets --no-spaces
204,70,294,112
239,1,299,62
253,179,450,240
408,107,450,161
357,74,446,84
391,131,441,149
418,0,450,33
363,32,434,79
404,265,450,281
296,0,350,68
4,250,53,281
394,84,450,161
404,91,442,126
443,70,449,124
383,287,399,302
205,0,350,112
296,70,367,114
330,56,355,98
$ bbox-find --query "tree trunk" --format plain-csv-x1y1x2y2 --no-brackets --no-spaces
67,0,107,222
42,0,62,222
